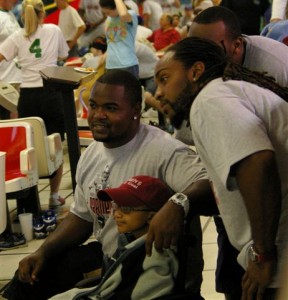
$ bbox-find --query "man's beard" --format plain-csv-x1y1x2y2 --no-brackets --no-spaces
169,82,194,129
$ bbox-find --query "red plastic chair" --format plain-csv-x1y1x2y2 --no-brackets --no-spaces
0,123,38,193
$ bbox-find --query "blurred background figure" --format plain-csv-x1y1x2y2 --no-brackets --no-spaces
261,19,288,45
82,35,107,68
56,0,86,57
220,0,271,35
0,0,22,83
78,0,106,48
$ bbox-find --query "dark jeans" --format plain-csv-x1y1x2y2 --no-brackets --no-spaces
214,215,245,296
3,242,103,300
214,216,278,300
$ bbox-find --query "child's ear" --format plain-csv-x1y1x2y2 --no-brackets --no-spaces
147,212,156,224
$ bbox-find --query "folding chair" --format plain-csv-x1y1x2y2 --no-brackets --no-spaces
0,122,39,217
0,117,63,178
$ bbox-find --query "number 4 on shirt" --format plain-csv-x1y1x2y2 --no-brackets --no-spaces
29,38,42,58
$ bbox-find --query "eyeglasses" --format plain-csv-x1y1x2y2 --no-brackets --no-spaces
111,202,154,214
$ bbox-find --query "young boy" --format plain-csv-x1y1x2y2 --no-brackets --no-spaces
49,175,178,299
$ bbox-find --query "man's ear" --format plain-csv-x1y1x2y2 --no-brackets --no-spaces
232,37,243,55
187,61,205,82
133,101,142,117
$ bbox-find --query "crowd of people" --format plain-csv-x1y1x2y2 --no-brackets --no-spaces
0,0,288,299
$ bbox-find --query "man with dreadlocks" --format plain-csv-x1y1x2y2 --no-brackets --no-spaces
186,6,288,299
147,37,288,300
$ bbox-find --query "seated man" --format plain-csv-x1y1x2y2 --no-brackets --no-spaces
3,70,217,300
50,175,177,299
147,13,181,51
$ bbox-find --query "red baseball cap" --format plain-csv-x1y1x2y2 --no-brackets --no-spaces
97,175,172,211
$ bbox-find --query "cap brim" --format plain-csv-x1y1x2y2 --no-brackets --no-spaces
97,187,145,207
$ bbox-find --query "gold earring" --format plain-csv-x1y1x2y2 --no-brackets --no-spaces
193,77,197,82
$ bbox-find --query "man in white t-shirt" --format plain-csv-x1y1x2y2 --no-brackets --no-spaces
78,0,107,48
56,0,86,57
154,36,288,300
140,0,163,31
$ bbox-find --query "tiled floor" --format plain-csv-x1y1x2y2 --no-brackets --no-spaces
0,140,224,300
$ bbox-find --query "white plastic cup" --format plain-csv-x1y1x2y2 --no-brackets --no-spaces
18,213,33,242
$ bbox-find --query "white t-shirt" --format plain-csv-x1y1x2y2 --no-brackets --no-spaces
0,24,69,87
71,123,207,257
59,5,85,42
190,78,288,287
0,10,21,82
124,0,139,15
135,41,158,78
143,0,163,31
243,35,288,87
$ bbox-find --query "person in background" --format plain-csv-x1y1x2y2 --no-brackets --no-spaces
0,0,69,210
82,35,107,69
153,36,288,300
261,18,288,45
50,175,178,300
270,0,287,22
56,0,86,57
140,0,163,31
99,0,139,77
0,0,22,83
188,6,288,299
3,70,216,300
147,13,181,51
78,0,106,48
220,0,270,35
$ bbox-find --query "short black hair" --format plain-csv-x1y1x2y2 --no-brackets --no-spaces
194,6,241,40
100,0,116,9
96,70,142,106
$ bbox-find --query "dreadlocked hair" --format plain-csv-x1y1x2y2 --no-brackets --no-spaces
167,37,227,119
223,63,288,101
167,37,288,120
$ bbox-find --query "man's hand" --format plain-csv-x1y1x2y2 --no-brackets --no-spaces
145,201,185,256
17,252,46,285
241,259,276,300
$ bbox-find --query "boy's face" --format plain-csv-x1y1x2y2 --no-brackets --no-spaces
113,206,153,238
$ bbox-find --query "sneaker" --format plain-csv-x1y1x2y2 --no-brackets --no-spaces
49,196,65,209
0,233,27,251
43,210,57,232
33,217,47,239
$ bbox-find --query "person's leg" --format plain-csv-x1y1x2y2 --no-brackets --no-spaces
214,215,244,300
3,242,103,300
49,164,65,208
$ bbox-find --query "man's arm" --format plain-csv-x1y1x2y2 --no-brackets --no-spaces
233,150,281,300
115,0,132,22
18,213,93,284
145,179,217,255
68,24,86,49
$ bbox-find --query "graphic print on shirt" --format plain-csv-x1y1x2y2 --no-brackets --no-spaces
29,39,42,58
106,18,128,42
89,165,112,219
